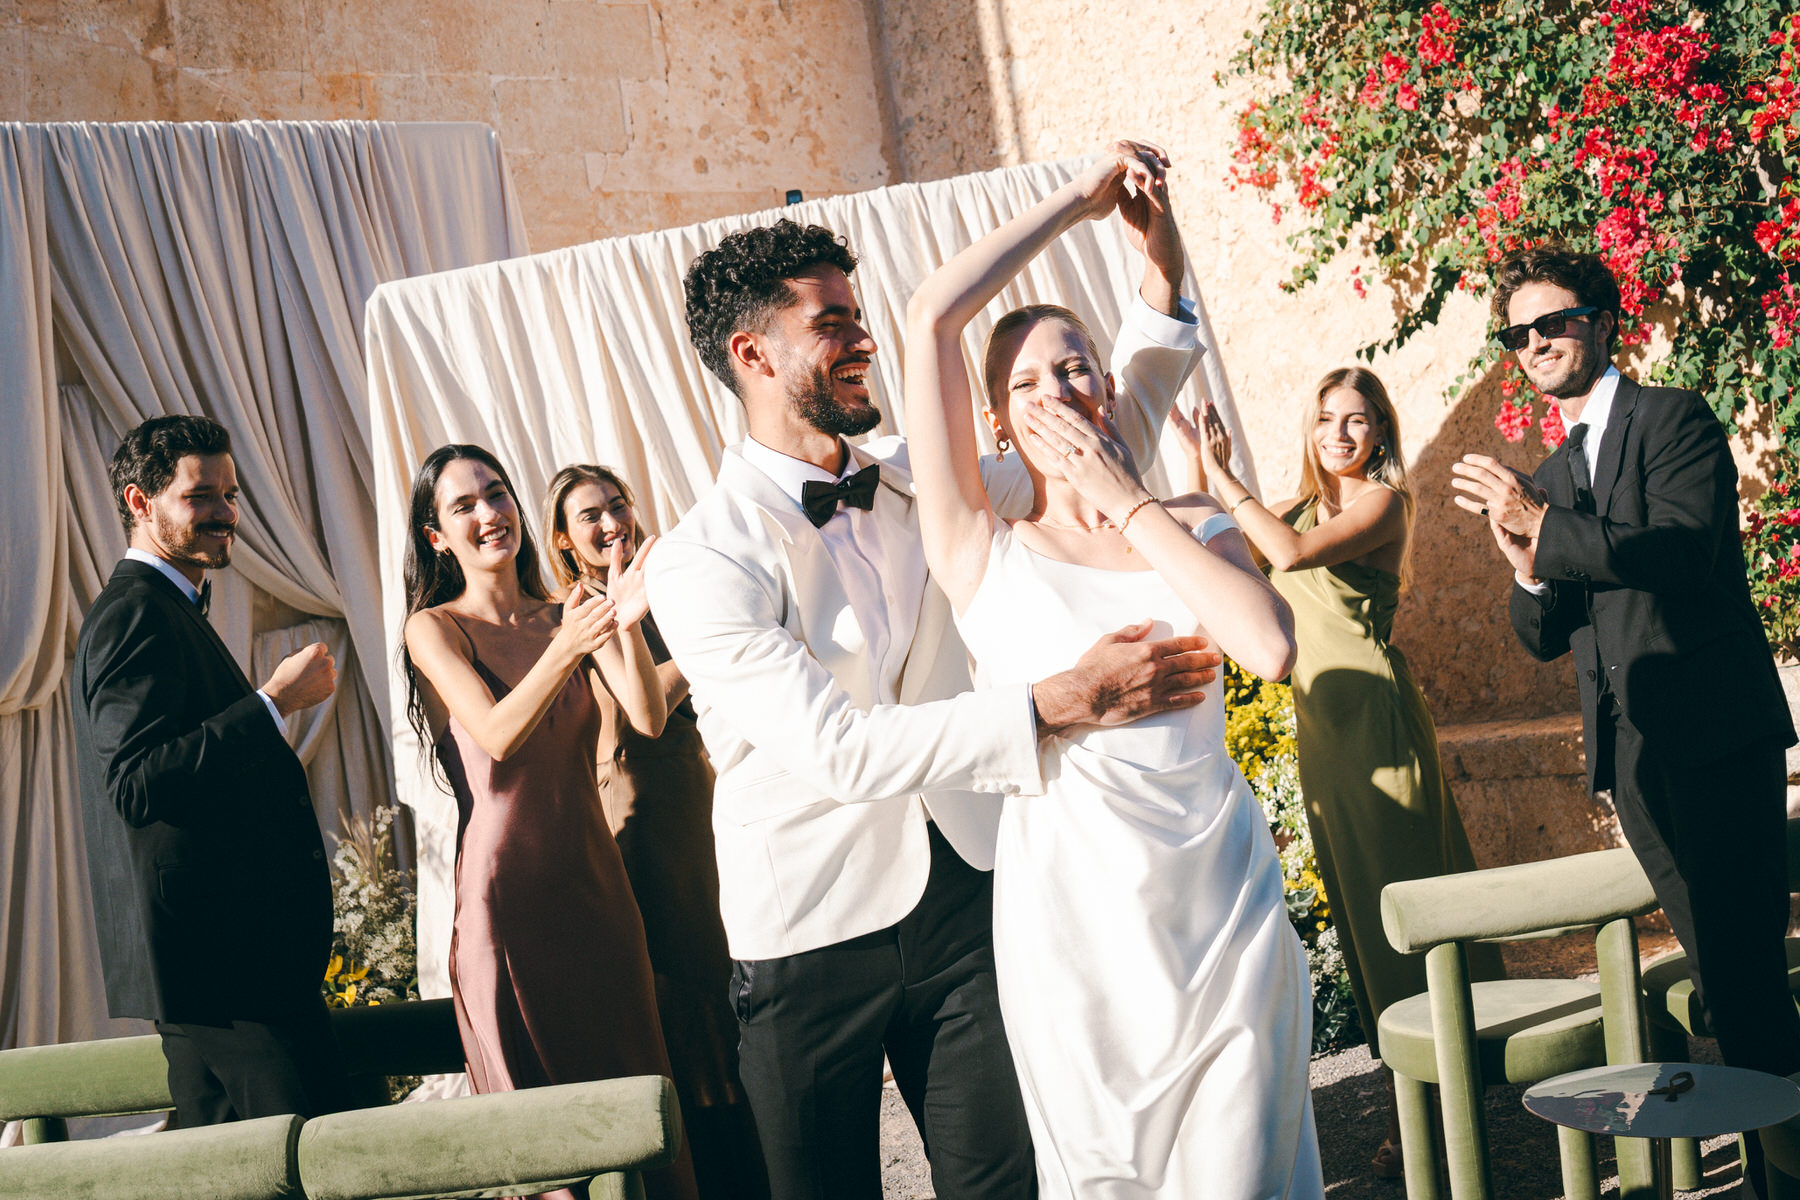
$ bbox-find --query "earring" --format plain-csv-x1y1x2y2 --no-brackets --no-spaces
995,434,1011,461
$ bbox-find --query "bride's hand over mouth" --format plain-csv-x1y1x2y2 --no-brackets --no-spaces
1021,397,1151,521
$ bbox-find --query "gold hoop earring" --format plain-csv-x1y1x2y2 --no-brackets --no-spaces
996,434,1012,461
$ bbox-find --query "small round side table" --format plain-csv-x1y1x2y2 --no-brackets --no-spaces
1524,1063,1800,1200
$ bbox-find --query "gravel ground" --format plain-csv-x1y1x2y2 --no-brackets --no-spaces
879,1037,1747,1199
878,928,1757,1197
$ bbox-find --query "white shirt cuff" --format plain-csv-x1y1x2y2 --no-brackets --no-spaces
1515,573,1552,598
1128,293,1200,346
257,689,288,735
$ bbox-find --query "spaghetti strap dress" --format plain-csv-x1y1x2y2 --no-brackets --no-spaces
434,609,697,1200
1270,500,1497,1050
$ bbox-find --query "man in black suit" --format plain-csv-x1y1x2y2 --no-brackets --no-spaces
1453,245,1800,1083
74,415,349,1126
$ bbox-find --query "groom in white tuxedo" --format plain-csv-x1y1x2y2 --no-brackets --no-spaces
646,148,1209,1199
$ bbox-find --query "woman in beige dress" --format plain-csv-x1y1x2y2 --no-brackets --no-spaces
1178,368,1495,1179
544,464,767,1200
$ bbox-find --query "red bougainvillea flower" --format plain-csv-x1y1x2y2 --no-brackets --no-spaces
1540,401,1568,448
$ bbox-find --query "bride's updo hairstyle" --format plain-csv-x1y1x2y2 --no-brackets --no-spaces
980,304,1105,409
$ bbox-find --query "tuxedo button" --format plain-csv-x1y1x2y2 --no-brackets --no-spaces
1586,669,1597,682
312,850,324,860
1529,617,1541,628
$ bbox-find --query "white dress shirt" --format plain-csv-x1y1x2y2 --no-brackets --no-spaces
1518,364,1621,593
123,548,287,734
740,437,895,689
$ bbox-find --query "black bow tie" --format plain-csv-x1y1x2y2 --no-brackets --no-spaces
801,465,881,528
196,577,212,618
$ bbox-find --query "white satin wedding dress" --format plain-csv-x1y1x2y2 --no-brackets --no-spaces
955,519,1323,1199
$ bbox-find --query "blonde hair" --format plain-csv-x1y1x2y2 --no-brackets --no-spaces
980,304,1104,409
1297,367,1416,583
542,463,638,587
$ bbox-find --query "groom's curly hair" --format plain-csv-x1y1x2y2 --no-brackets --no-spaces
684,219,859,397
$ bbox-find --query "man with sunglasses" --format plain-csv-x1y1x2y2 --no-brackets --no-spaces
1452,245,1800,1111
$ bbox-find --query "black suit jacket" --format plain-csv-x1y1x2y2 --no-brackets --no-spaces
1509,376,1796,793
72,559,332,1024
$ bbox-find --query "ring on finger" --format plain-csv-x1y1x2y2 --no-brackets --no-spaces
1061,444,1075,459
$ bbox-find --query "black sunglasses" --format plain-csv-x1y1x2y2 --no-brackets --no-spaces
1496,306,1599,350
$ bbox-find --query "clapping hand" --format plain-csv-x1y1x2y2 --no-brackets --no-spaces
1021,396,1147,521
1451,454,1550,582
1171,401,1235,492
556,580,618,662
605,534,658,631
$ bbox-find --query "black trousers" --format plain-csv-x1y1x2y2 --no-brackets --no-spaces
156,995,350,1127
1606,700,1800,1076
730,823,1035,1200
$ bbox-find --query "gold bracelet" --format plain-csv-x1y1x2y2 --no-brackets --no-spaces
1228,492,1254,513
1118,495,1159,533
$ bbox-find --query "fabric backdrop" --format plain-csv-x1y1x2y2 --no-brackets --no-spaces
0,121,528,1070
363,156,1258,997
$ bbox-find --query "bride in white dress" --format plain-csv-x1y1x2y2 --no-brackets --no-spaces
904,151,1324,1199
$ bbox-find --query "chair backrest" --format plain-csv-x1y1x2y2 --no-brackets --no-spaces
0,1113,302,1200
295,1075,679,1200
0,999,463,1128
1381,846,1658,956
0,1033,170,1123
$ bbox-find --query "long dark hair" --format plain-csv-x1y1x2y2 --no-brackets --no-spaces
399,444,550,777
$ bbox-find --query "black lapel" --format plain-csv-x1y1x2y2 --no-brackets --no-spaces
114,560,255,694
1590,375,1638,517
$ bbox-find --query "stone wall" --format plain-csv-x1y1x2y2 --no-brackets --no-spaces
1,0,897,250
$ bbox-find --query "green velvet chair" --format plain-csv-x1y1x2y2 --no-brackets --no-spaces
0,1113,304,1199
0,998,463,1142
1379,846,1662,1200
1641,816,1800,1190
296,1075,681,1200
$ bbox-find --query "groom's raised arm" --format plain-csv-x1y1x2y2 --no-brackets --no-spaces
646,538,1046,806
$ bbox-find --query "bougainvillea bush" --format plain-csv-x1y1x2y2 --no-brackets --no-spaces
1227,1,1800,639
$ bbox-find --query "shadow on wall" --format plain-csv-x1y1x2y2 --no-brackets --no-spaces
1392,363,1576,727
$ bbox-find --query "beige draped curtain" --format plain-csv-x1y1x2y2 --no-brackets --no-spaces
0,121,528,1065
363,157,1256,998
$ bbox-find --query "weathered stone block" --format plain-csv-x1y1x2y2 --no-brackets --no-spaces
366,72,496,126
547,2,654,80
494,75,625,155
173,0,308,72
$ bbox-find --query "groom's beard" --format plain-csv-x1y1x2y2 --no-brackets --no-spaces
792,361,882,438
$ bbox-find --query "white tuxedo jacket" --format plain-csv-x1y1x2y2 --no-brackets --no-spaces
646,298,1201,959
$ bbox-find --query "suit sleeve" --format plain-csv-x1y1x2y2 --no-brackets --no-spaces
1509,579,1581,661
1532,394,1737,594
81,600,290,829
646,539,1045,805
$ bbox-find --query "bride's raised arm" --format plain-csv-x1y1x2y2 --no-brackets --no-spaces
903,142,1167,612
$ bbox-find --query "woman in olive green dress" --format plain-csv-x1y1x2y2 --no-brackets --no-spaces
1177,367,1495,1180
